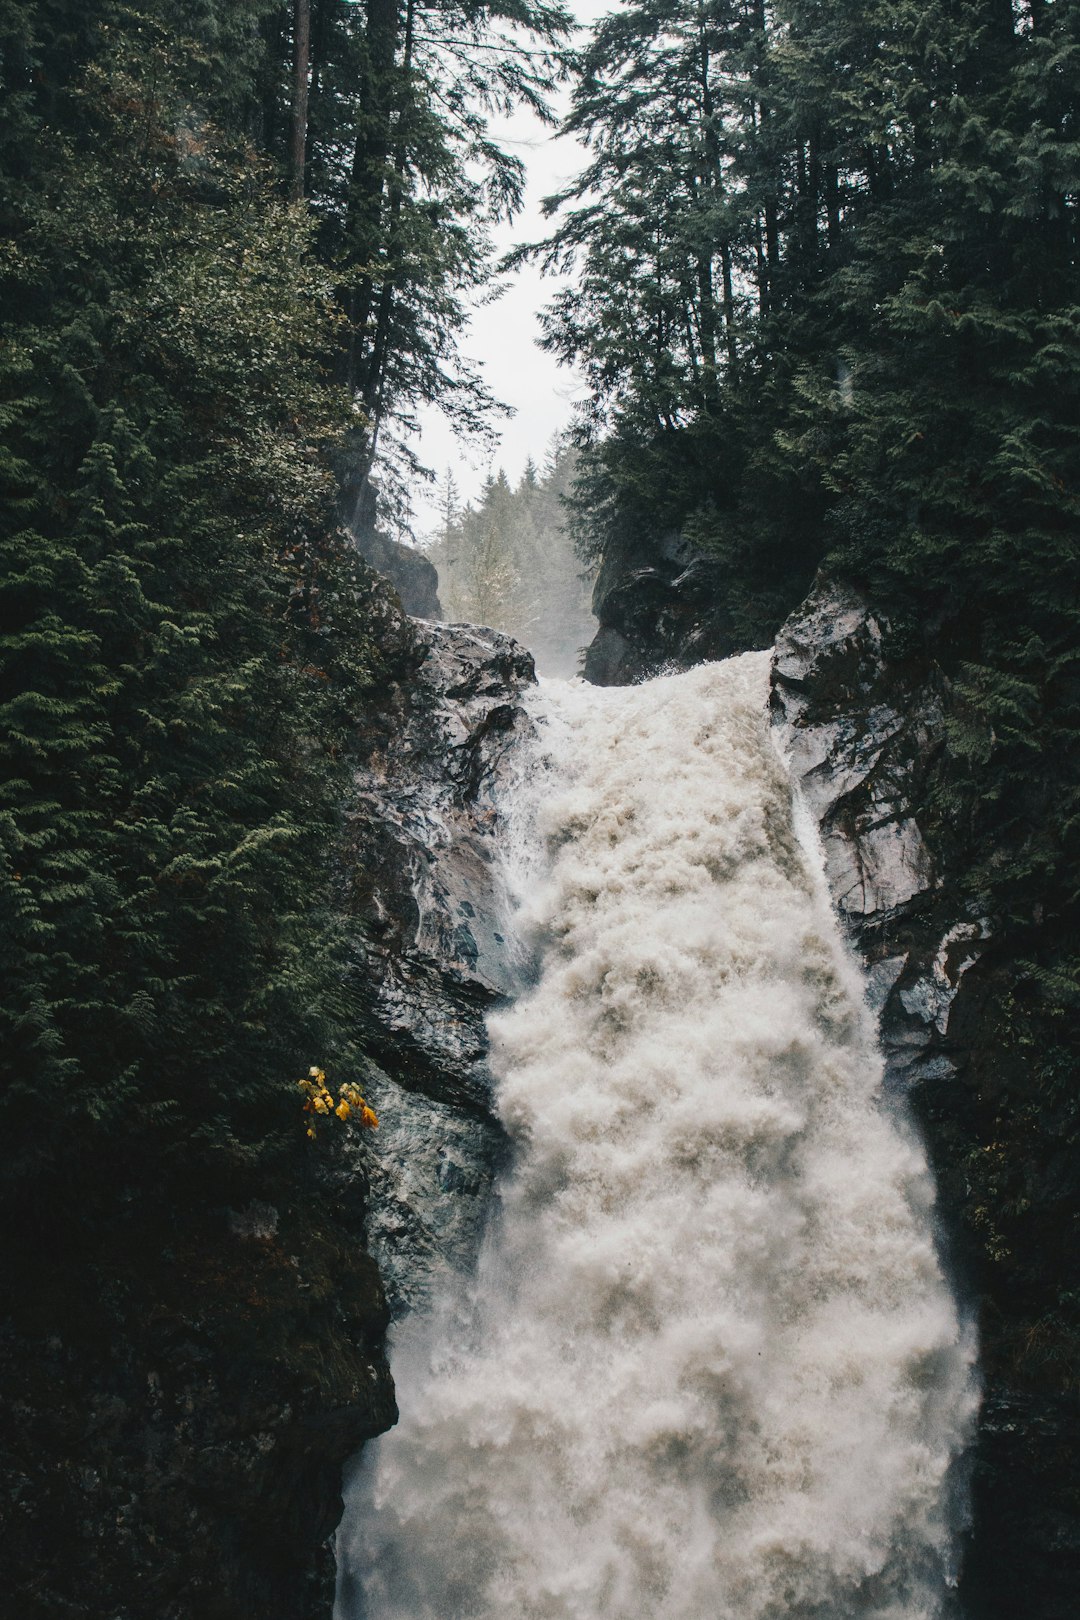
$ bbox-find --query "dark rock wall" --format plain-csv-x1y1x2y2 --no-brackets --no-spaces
339,466,442,621
0,583,542,1620
2,1148,396,1620
772,578,1080,1620
583,528,740,685
348,525,442,621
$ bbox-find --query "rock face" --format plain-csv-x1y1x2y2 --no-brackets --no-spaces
348,525,442,620
771,575,1080,1620
341,620,537,1316
584,528,738,685
771,576,985,1095
337,460,442,619
1,1152,398,1620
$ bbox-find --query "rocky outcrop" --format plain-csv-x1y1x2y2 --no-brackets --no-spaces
0,1165,397,1620
770,574,1080,1620
770,576,987,1096
339,465,443,620
584,529,738,685
349,526,442,620
341,621,537,1315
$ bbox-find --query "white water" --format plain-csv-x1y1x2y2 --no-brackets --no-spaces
337,654,977,1620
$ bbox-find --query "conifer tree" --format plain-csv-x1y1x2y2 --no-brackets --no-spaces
430,440,594,673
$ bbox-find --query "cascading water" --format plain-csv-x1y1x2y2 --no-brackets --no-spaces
337,652,978,1620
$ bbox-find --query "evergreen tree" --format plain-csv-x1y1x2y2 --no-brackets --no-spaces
538,0,1080,894
0,4,393,1233
293,0,572,520
431,439,595,673
0,0,577,1217
0,8,437,1607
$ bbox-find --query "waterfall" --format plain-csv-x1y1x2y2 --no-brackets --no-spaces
336,653,978,1620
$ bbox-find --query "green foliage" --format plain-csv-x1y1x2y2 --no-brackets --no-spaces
292,0,571,520
538,0,1080,667
542,0,1080,906
0,2,570,1608
0,0,576,1225
0,12,398,1237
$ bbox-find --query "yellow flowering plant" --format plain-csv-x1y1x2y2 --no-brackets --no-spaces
298,1067,378,1139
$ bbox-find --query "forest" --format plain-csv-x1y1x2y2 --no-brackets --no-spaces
427,444,596,674
1,0,1079,1615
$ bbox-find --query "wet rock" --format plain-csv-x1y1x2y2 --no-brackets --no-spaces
342,620,537,1313
770,575,987,1091
0,1200,396,1620
770,573,1079,1620
352,1061,509,1319
964,1391,1080,1620
583,531,738,684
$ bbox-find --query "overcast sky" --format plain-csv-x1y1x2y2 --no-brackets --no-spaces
406,2,611,539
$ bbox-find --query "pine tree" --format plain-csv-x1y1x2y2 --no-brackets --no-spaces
430,441,594,673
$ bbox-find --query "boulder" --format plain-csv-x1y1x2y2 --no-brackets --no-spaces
583,530,737,684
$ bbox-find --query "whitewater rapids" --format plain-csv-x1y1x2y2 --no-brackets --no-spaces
337,652,977,1620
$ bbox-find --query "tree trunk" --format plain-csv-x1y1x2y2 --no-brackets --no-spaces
825,161,841,250
346,0,402,392
289,0,311,201
720,240,738,380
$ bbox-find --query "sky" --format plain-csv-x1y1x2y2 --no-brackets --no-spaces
405,2,610,540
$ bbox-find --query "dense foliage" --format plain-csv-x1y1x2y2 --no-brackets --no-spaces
538,0,1080,1395
0,0,569,1258
0,2,564,1611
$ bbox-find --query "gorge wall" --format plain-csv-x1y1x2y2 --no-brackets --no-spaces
772,579,1080,1620
339,619,537,1319
0,571,533,1620
37,541,1070,1618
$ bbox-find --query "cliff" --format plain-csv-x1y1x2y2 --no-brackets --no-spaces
583,528,739,685
770,577,1080,1620
582,552,1080,1614
338,620,537,1317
